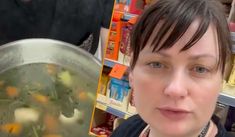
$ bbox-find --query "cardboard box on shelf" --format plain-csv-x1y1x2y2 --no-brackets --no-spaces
118,50,131,66
106,78,131,112
228,56,235,85
106,11,123,61
118,19,132,66
96,73,110,104
98,73,110,95
222,82,235,97
129,0,144,14
115,0,132,12
97,93,108,104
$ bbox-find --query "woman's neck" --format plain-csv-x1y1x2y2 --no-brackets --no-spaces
148,121,218,137
205,121,218,137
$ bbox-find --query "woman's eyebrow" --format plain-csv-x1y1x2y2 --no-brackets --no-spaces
142,50,218,61
144,51,171,58
188,54,217,61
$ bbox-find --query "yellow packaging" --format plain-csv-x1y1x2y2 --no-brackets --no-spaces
98,74,109,95
228,57,235,85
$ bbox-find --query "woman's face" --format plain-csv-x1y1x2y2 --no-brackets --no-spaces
129,20,222,137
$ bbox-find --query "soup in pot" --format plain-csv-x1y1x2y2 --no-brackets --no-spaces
0,63,96,137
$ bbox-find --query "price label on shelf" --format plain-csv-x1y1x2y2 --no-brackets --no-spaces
109,64,128,79
96,102,107,111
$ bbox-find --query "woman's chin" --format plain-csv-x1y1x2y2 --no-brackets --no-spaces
150,122,194,137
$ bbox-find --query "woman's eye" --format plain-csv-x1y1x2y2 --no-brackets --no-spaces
193,66,209,73
148,62,164,68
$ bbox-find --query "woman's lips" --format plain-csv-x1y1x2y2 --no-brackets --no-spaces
157,107,191,120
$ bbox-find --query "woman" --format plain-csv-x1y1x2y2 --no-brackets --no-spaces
111,0,235,136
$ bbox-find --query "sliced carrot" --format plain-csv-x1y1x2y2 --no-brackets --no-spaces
6,86,19,98
44,114,58,132
78,91,88,101
32,93,49,104
46,64,57,75
0,123,22,135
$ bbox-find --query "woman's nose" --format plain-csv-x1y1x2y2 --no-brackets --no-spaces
163,71,188,99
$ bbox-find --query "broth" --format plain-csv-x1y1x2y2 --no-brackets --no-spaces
0,63,96,137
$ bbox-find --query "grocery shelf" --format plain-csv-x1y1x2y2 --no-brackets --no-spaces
96,101,108,111
218,92,235,107
123,12,138,20
115,10,138,20
95,101,133,119
104,58,126,68
89,132,97,137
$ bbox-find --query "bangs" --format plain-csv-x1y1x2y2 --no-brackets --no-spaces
151,17,210,52
139,0,211,52
130,0,232,73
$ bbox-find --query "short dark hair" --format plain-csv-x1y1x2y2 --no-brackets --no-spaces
130,0,232,74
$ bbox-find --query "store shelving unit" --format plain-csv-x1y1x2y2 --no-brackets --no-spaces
95,101,133,119
218,92,235,107
104,58,124,68
115,10,138,20
89,132,97,136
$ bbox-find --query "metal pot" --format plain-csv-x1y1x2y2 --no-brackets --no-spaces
0,38,101,75
0,39,101,137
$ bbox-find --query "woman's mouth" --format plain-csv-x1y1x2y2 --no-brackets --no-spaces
157,107,191,120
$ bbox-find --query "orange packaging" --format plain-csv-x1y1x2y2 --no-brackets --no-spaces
105,11,123,60
114,3,125,12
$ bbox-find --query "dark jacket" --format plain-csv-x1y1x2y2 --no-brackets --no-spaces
111,114,235,137
0,0,114,54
